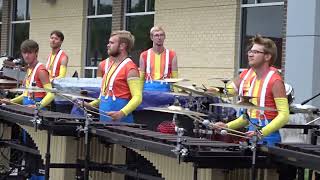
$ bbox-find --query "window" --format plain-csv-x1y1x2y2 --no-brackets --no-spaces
125,0,154,65
11,0,30,58
240,1,284,70
85,0,112,78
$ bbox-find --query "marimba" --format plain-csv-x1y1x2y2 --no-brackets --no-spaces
92,125,276,180
261,143,320,171
0,104,280,180
0,105,149,180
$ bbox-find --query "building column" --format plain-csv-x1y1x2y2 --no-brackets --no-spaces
1,0,11,56
112,0,125,31
284,0,320,106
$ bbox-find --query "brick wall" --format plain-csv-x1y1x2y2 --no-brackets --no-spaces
112,0,125,31
154,0,240,85
281,0,288,79
0,0,11,55
29,0,86,77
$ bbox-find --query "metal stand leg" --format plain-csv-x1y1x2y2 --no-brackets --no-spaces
193,164,198,180
84,133,91,180
250,137,257,180
297,168,304,180
45,130,52,180
241,109,262,180
80,109,92,180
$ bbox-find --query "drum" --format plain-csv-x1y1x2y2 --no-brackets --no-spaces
285,83,294,105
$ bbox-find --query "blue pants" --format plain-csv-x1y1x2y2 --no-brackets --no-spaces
30,176,44,180
99,96,133,123
248,118,281,146
143,81,171,92
23,97,43,106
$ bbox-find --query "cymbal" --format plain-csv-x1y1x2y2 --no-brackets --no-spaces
163,91,203,97
239,95,259,101
5,87,57,93
59,92,97,101
172,84,214,97
154,78,189,83
207,86,237,97
144,105,207,117
208,77,231,81
211,102,278,112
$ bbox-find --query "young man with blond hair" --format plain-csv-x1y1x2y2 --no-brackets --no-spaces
139,26,178,91
212,35,289,146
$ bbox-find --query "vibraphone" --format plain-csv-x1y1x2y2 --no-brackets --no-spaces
262,143,320,171
0,105,86,179
261,143,320,180
92,126,276,180
0,105,156,180
0,104,280,180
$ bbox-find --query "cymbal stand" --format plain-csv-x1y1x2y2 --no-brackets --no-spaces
172,96,180,126
242,109,263,180
75,99,92,180
187,92,193,109
192,98,202,137
193,119,200,138
221,79,229,95
221,79,231,101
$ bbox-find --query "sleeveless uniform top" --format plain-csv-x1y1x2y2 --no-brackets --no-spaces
46,49,67,79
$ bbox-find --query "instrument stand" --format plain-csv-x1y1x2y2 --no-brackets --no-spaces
221,79,229,97
76,105,93,180
172,126,188,164
15,63,21,88
242,109,263,180
187,92,194,110
249,134,258,180
193,119,200,138
45,129,52,180
31,102,42,132
29,81,42,132
195,98,202,112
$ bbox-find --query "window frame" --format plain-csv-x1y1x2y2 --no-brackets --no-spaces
10,0,30,57
124,0,155,64
124,0,155,22
238,1,284,72
84,0,113,78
